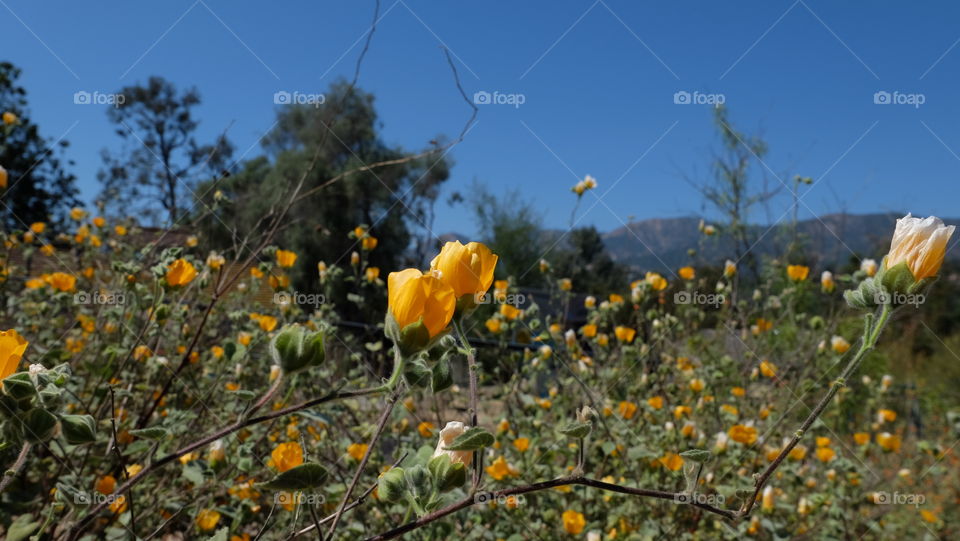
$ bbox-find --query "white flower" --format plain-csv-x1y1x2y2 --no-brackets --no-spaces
860,258,878,277
885,214,955,279
29,364,46,375
432,421,472,466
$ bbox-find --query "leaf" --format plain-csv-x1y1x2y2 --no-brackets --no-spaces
258,463,329,490
557,421,592,439
431,357,453,393
443,427,494,451
207,527,229,541
679,449,713,464
129,426,168,440
6,514,40,541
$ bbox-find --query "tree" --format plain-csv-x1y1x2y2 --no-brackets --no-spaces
465,182,545,286
0,62,79,231
198,80,450,314
97,76,233,225
553,226,628,295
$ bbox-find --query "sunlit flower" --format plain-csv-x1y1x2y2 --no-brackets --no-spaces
877,408,897,423
558,278,572,291
860,258,878,277
45,272,77,292
580,324,597,338
1,329,29,379
679,266,695,280
617,401,638,420
95,475,116,495
417,421,436,438
876,432,901,452
761,486,775,512
658,452,684,471
2,111,17,125
347,442,369,461
646,396,664,410
30,222,45,234
645,272,667,291
70,207,86,221
196,509,221,531
500,304,521,321
166,259,197,287
430,241,498,300
485,455,519,480
614,326,636,343
206,252,225,270
759,360,777,378
884,214,955,280
485,318,502,333
513,437,530,452
815,446,835,462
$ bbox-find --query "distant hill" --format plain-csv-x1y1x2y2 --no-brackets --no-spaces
602,212,960,273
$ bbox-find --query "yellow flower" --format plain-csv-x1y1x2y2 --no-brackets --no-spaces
617,401,638,420
238,332,252,346
257,315,278,332
30,222,45,234
417,421,436,438
485,318,502,333
830,336,850,354
92,216,106,228
884,214,955,280
645,272,667,291
678,266,695,280
47,272,77,292
584,295,596,309
95,475,116,495
0,165,6,188
731,386,746,398
40,244,54,256
388,268,456,339
430,240,498,300
608,293,624,304
673,405,692,419
166,259,197,287
211,346,224,359
485,456,519,480
787,265,809,281
186,235,198,247
562,509,586,534
70,207,86,221
347,442,369,461
860,258,878,277
920,509,939,524
614,326,636,343
250,267,264,279
206,252,225,270
759,360,777,378
658,453,684,471
689,378,705,392
761,486,774,512
1,329,29,380
500,304,521,321
728,424,758,445
276,249,297,268
2,111,17,125
853,432,870,445
877,409,897,423
366,267,380,283
581,324,597,338
876,432,901,452
646,396,664,410
558,278,572,291
361,235,378,251
723,259,737,278
815,446,835,462
752,317,773,335
513,437,530,452
109,495,128,514
114,225,127,236
196,509,221,531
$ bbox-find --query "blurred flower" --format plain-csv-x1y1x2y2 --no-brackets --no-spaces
877,409,897,423
723,259,737,278
659,452,684,471
614,326,636,343
860,258,878,277
30,222,45,234
759,360,777,378
95,475,116,495
761,486,774,512
558,278,572,291
679,266,695,280
270,441,303,472
787,265,809,282
186,235,198,247
365,267,380,283
417,421,436,438
876,432,901,452
196,509,221,531
830,336,850,354
347,442,369,461
853,432,870,445
562,509,586,534
2,111,17,125
0,165,6,189
361,235,378,251
821,270,835,293
584,295,596,309
513,437,530,452
500,304,521,321
0,329,28,380
815,447,835,462
728,424,758,445
485,318,502,333
276,249,297,268
70,207,86,221
646,396,664,410
580,324,597,338
617,401,638,420
206,252,225,270
485,455,519,480
645,272,667,291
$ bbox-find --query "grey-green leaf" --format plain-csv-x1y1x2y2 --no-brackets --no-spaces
443,427,494,451
258,463,329,490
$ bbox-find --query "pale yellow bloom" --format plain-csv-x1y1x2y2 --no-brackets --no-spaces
884,213,955,280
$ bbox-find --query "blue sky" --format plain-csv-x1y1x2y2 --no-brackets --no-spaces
2,0,959,237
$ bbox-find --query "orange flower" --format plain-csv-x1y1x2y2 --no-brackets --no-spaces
166,259,197,287
388,269,456,341
270,442,303,472
47,272,77,292
562,509,586,534
347,442,369,461
0,329,29,379
430,240,498,300
276,249,297,268
614,326,636,343
196,509,221,531
678,266,695,280
728,424,758,445
786,265,809,281
617,401,638,420
513,437,530,452
659,452,684,471
646,396,664,410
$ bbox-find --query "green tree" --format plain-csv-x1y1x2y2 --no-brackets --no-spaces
97,76,233,224
0,62,79,231
464,182,545,286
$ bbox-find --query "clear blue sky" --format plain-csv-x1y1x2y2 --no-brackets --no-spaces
3,0,959,237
